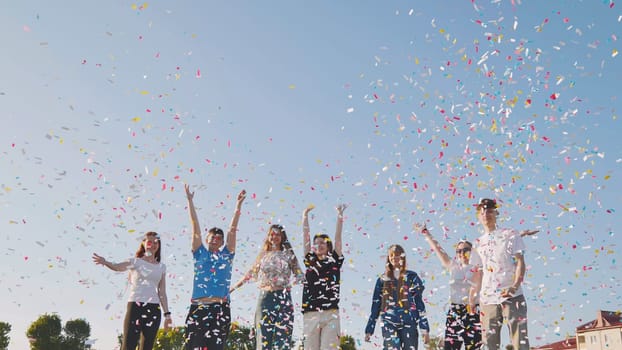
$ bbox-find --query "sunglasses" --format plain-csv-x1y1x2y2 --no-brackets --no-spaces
456,248,471,254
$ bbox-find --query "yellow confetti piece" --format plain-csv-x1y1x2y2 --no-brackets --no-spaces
613,49,619,58
288,84,296,89
490,119,498,133
131,117,141,122
139,90,149,95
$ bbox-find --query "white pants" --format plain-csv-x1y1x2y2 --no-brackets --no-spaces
303,309,341,350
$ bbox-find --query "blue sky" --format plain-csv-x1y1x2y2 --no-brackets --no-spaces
1,1,620,349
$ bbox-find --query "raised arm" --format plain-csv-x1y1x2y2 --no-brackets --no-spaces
157,272,172,330
334,204,347,256
185,184,202,253
92,253,131,272
302,205,314,255
414,223,452,269
226,189,246,253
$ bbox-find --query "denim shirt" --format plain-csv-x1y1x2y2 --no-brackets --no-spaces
365,270,430,335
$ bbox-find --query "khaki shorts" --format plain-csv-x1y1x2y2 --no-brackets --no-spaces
303,309,341,350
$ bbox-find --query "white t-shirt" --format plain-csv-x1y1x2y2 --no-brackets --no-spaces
470,228,526,304
126,258,166,304
448,261,477,304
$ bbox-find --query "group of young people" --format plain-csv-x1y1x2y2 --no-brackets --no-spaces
92,189,535,350
92,185,346,350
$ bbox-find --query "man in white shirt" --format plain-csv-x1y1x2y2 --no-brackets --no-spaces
469,198,529,350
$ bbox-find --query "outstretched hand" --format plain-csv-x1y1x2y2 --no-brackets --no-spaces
413,223,428,234
336,204,347,215
237,189,247,204
304,204,315,216
92,253,106,266
184,183,194,200
520,229,539,237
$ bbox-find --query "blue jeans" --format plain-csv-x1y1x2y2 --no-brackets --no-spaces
381,321,419,350
255,289,294,349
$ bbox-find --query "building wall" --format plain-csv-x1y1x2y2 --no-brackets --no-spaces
576,328,622,350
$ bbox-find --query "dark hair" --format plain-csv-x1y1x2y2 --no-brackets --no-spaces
136,232,161,262
313,234,333,253
477,198,498,210
457,240,473,249
208,227,225,237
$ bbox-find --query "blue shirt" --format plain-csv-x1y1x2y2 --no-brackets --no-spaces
191,245,234,300
365,270,430,335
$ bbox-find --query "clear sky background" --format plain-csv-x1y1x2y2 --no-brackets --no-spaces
1,1,620,349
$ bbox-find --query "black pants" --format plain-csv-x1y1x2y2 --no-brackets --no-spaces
444,304,481,350
122,302,162,350
185,302,231,350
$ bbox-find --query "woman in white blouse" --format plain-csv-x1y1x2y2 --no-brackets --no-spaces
231,224,303,349
92,231,172,350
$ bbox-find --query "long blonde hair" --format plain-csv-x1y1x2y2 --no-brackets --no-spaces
251,224,302,276
381,244,409,310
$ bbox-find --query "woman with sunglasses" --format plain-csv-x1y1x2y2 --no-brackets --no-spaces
414,223,481,350
230,224,304,349
92,231,171,350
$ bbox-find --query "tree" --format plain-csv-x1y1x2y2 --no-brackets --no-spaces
64,319,91,350
428,335,445,350
0,322,11,350
340,334,357,350
224,322,254,350
26,314,91,350
27,314,63,350
154,326,186,350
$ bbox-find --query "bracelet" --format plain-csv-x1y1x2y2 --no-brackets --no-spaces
163,312,171,316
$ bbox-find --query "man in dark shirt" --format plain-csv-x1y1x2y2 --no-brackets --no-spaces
301,204,347,350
